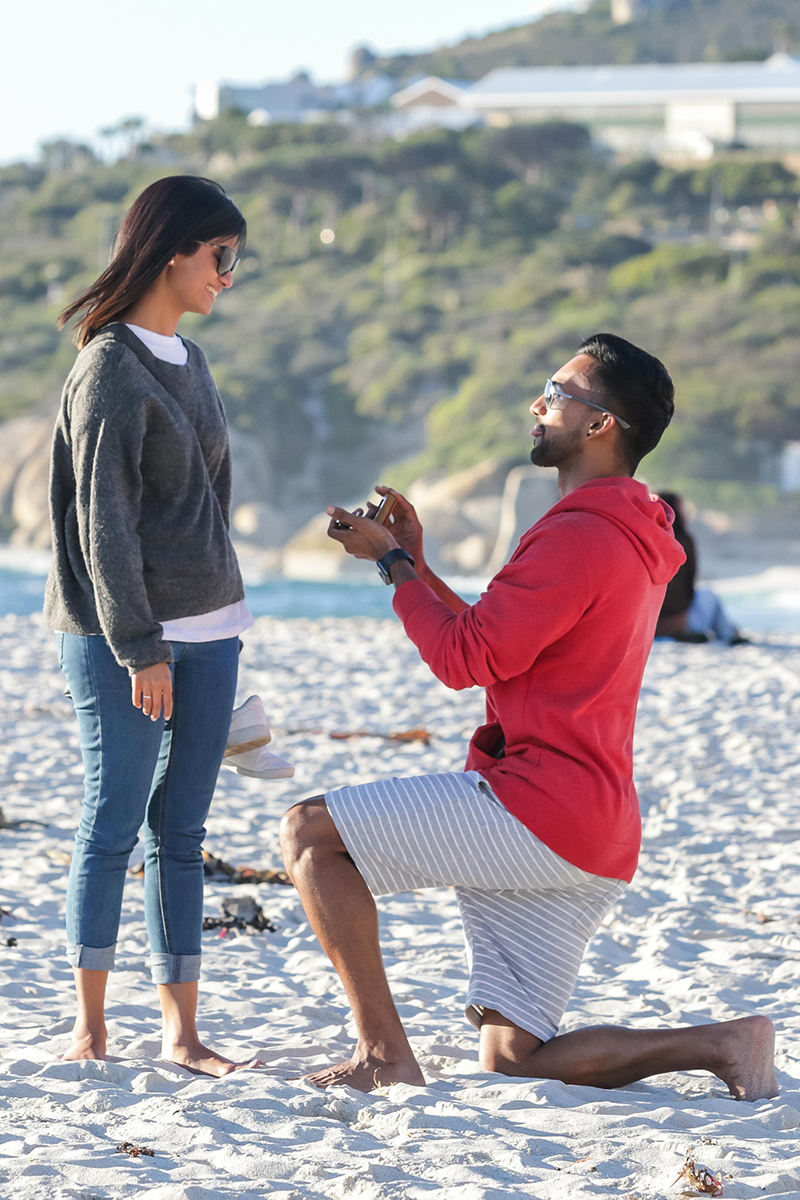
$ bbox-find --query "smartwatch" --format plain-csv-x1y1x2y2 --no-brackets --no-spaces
376,548,415,585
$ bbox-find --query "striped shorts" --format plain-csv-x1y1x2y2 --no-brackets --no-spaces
325,770,626,1042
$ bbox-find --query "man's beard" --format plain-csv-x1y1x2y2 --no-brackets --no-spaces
530,426,583,468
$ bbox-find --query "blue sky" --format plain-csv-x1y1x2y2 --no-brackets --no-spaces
2,0,578,164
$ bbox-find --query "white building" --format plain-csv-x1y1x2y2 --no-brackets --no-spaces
383,77,478,134
194,72,394,125
391,54,800,157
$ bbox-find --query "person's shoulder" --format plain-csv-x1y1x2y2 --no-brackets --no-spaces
499,514,591,584
512,511,614,585
548,507,634,544
71,328,142,382
181,336,211,372
66,330,149,422
517,510,593,555
182,339,222,400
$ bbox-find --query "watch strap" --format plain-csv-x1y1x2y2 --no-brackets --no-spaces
376,547,415,584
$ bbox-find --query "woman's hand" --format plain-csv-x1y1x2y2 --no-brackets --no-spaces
132,662,173,721
369,486,425,568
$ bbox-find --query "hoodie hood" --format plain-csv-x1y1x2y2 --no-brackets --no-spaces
539,476,685,585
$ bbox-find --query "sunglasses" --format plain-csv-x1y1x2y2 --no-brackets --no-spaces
543,379,631,430
201,242,240,276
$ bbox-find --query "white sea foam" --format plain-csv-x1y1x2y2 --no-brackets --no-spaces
0,614,799,1196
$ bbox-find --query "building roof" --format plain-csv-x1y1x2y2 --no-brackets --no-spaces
464,54,800,108
391,77,471,109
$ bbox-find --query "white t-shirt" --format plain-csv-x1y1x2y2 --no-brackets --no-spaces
124,323,254,644
125,323,189,365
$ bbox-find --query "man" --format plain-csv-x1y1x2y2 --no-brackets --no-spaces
280,333,777,1100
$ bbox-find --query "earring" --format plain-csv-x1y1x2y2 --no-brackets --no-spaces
168,258,175,266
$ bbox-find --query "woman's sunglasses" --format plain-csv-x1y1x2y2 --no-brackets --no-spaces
201,242,240,276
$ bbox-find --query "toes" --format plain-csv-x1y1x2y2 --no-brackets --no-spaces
308,1072,337,1088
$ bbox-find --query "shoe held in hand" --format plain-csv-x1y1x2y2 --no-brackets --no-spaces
225,695,271,757
223,744,295,780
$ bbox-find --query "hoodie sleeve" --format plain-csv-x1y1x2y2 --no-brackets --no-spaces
393,522,590,690
69,358,174,674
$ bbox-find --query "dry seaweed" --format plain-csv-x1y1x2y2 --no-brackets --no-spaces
127,851,291,886
286,727,432,745
673,1149,723,1196
203,895,276,935
116,1142,154,1158
201,850,291,886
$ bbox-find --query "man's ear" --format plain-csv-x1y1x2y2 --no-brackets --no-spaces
586,413,615,438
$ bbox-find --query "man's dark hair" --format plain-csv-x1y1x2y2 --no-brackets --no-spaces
578,333,674,471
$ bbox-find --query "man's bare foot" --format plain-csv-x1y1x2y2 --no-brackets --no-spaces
712,1016,778,1101
161,1039,262,1078
306,1052,425,1093
59,1030,107,1062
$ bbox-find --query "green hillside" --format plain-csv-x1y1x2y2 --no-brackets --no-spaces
2,114,800,525
374,0,800,77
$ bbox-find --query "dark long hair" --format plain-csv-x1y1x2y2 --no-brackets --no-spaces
658,491,687,538
59,175,246,347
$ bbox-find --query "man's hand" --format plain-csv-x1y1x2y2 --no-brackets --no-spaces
367,487,425,568
326,506,399,561
132,662,173,721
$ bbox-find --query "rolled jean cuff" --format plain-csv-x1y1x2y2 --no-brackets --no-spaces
150,953,201,985
67,942,116,971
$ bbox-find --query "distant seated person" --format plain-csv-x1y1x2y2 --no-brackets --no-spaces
656,492,749,645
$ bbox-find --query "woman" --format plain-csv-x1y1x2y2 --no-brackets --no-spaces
656,491,748,645
45,175,258,1075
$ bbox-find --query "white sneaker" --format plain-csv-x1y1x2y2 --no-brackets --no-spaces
225,695,271,758
225,745,295,780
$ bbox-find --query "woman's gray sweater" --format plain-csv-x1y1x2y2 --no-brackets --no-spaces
44,322,245,674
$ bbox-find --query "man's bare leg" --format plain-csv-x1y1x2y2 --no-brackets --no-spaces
479,1009,777,1100
280,797,425,1091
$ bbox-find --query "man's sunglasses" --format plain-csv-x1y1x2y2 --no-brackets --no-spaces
543,379,631,430
201,242,240,276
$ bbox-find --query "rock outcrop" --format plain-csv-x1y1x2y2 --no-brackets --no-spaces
0,413,562,579
280,459,561,581
0,417,54,549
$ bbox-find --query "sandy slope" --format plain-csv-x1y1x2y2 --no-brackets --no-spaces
0,614,799,1198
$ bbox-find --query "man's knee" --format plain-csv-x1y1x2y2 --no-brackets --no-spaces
279,796,343,874
478,1009,543,1075
479,1044,515,1075
479,1041,539,1076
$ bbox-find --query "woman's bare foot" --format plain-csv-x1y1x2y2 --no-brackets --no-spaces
59,1029,107,1061
306,1051,425,1093
161,1038,262,1078
712,1016,778,1100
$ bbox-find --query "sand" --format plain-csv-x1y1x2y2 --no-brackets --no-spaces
0,613,799,1198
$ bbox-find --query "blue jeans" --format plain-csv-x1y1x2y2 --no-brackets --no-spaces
58,633,239,984
686,587,739,642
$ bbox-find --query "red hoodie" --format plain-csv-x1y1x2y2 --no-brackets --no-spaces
393,476,685,883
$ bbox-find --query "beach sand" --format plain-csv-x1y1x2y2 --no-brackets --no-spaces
0,613,799,1197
